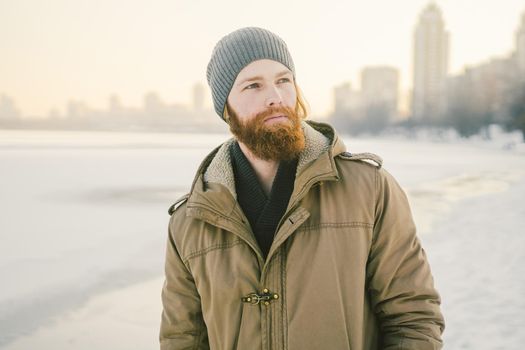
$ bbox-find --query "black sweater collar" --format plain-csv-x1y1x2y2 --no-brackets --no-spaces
230,142,298,257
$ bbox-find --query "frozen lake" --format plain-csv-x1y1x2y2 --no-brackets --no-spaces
0,128,524,349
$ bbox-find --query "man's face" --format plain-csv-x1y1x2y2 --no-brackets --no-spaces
226,59,305,161
227,59,297,124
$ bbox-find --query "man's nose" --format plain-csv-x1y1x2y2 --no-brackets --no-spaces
265,86,283,107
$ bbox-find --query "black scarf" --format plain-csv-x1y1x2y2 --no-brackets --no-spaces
230,142,297,258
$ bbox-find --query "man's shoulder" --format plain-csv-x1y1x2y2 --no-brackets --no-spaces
331,151,388,191
166,193,195,251
167,137,234,218
335,152,406,197
168,193,190,216
336,152,383,169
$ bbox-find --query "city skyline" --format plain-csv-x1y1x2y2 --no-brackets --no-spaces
1,0,524,118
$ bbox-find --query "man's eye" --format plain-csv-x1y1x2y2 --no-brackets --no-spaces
245,83,260,90
278,78,291,83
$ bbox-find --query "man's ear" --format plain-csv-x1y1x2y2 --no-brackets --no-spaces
223,104,231,124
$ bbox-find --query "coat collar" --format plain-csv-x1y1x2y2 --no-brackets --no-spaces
201,120,343,199
184,121,347,236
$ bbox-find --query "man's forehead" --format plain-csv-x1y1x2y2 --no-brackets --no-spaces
234,60,293,85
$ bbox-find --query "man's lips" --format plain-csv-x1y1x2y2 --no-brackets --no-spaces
264,114,287,122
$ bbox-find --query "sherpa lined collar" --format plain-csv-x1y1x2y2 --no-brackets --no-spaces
203,121,332,199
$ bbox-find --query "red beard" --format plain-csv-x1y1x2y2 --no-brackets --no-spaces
228,105,306,161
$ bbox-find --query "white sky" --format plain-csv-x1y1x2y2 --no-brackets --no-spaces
0,0,524,118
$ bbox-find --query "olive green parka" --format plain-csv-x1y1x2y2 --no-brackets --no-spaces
160,121,444,350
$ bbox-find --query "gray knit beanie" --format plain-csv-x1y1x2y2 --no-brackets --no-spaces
206,27,296,120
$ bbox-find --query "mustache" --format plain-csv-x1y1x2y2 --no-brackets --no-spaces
253,106,294,122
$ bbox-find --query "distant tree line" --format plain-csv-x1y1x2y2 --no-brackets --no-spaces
505,81,525,138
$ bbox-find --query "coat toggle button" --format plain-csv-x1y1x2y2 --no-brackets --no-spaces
241,289,279,306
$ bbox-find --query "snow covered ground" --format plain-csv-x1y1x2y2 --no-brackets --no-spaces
0,128,524,349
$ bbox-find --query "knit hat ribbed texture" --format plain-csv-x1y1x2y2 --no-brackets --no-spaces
206,27,295,119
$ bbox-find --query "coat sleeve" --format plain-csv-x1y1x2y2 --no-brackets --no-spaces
367,168,445,350
160,214,209,350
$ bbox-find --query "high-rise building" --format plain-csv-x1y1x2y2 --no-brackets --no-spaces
66,100,90,119
411,2,450,121
446,56,517,125
516,11,525,78
0,94,20,120
333,82,362,117
361,66,400,120
108,94,123,114
144,92,163,114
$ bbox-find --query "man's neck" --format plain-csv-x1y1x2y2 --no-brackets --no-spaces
237,142,279,196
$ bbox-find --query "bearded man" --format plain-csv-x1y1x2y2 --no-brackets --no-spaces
160,27,444,350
